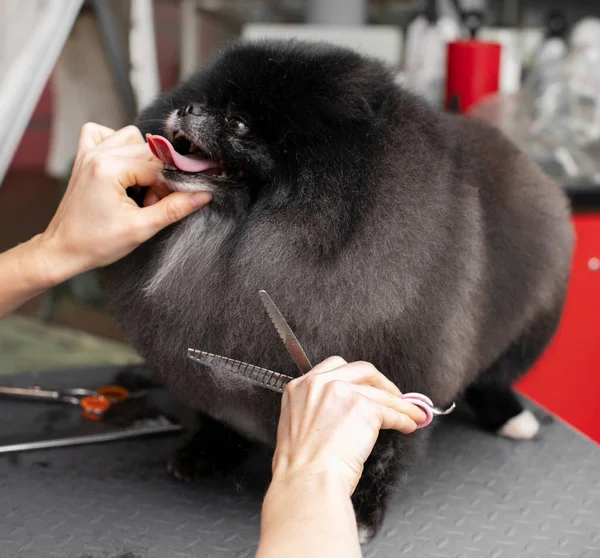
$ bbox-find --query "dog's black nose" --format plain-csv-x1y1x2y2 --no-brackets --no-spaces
177,103,203,117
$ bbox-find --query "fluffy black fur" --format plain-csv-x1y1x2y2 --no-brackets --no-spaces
102,39,574,540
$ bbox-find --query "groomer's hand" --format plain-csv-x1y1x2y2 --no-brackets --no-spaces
40,123,211,281
271,357,427,496
257,359,428,558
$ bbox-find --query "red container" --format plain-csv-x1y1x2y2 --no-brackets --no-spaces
445,40,501,114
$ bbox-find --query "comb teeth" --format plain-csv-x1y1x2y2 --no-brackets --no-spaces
186,348,293,394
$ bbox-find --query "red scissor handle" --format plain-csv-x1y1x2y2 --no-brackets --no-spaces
80,385,130,420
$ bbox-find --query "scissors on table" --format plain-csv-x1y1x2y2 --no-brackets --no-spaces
0,384,140,420
187,290,455,429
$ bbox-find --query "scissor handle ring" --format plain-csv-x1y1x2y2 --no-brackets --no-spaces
97,385,130,402
80,396,111,420
400,393,434,429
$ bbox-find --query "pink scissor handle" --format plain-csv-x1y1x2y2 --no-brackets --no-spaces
400,392,435,429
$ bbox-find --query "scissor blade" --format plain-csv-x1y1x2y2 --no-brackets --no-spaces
431,401,456,416
0,386,59,400
186,348,293,394
258,290,313,375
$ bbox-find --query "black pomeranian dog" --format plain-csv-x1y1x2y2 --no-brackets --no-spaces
102,39,574,541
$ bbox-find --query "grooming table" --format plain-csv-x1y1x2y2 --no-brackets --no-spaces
0,366,598,558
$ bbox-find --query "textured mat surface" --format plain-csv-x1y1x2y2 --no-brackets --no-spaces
0,366,599,558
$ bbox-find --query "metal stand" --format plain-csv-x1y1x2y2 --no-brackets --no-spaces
91,0,138,123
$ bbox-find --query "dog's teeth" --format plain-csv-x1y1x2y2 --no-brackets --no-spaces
189,143,198,153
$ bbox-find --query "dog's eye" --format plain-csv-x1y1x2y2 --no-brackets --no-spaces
226,116,249,137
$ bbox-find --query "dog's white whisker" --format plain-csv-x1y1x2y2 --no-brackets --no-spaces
165,110,179,137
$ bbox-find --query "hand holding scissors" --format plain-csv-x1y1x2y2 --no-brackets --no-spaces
187,290,455,429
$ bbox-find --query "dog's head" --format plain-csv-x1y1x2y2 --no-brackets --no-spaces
137,40,392,201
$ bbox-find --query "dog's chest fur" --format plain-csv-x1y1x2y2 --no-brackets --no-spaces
103,91,573,448
104,175,485,447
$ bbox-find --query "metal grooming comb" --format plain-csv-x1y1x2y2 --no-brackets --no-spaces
186,289,312,393
186,348,293,394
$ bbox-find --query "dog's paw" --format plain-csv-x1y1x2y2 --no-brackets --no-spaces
358,524,376,545
353,497,384,545
497,409,540,440
166,450,216,482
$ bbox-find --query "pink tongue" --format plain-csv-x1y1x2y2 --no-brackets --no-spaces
146,134,215,173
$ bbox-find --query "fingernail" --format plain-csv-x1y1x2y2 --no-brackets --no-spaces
190,192,212,208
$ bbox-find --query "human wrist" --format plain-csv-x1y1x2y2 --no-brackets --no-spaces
258,467,360,558
28,232,86,288
271,453,358,495
262,466,352,526
268,466,350,501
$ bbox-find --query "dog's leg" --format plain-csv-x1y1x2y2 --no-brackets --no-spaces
167,413,253,481
465,384,540,439
352,429,429,543
466,307,564,440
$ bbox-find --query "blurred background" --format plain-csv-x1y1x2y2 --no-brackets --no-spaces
1,0,599,440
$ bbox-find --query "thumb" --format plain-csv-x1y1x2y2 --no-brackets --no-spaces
140,191,212,233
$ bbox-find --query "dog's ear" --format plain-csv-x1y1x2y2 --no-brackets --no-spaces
317,55,392,125
341,66,390,122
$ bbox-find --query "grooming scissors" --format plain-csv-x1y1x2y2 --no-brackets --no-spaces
0,384,139,421
187,290,455,428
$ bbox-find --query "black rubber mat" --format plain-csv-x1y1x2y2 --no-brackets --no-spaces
0,366,599,558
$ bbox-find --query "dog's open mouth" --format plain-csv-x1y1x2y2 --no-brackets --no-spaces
146,133,236,182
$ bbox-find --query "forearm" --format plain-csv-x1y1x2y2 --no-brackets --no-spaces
0,234,71,318
256,471,362,558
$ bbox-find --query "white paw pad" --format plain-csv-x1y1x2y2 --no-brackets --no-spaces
497,409,540,440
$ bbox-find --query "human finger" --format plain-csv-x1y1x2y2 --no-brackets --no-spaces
375,400,418,433
350,384,427,424
136,191,212,235
96,125,145,149
306,360,402,397
306,356,348,375
93,156,163,190
143,189,161,207
78,122,116,151
143,179,172,207
352,393,418,434
107,142,160,162
281,356,348,413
